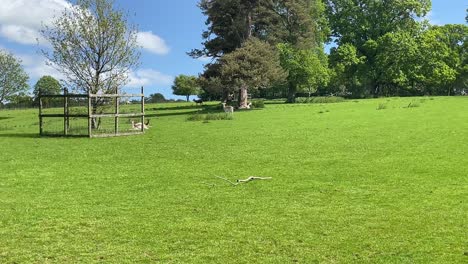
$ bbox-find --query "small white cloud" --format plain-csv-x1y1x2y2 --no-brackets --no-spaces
197,55,213,63
137,31,170,55
128,69,173,88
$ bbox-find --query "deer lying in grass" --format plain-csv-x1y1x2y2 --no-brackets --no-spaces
221,102,234,114
131,119,150,130
193,99,203,106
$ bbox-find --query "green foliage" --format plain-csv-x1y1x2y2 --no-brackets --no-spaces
191,0,327,59
186,112,233,122
220,38,285,92
406,101,421,108
0,50,29,105
146,93,166,103
33,76,62,107
172,75,201,101
41,0,140,94
325,0,434,97
193,0,328,100
278,43,330,102
377,103,387,110
251,100,265,109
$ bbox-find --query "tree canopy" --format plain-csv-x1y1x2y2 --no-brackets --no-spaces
0,50,29,106
33,76,62,98
172,75,201,102
41,0,140,94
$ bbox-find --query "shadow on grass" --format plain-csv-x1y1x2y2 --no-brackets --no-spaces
147,105,204,111
148,111,201,117
0,133,40,138
0,116,13,121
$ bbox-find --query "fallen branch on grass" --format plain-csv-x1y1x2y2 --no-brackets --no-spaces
215,176,272,186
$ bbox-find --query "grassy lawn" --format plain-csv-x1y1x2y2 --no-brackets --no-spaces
0,97,467,263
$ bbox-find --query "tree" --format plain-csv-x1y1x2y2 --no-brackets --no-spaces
146,93,166,103
33,75,62,106
41,0,140,127
192,0,328,101
0,50,29,106
278,43,330,102
219,38,285,108
172,75,201,102
7,92,33,108
325,0,431,96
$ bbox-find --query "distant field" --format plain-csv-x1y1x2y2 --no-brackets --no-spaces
0,97,467,263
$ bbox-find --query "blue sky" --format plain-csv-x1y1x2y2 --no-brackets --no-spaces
0,0,466,100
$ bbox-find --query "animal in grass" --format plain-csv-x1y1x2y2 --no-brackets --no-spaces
221,102,234,114
193,98,203,105
131,119,150,130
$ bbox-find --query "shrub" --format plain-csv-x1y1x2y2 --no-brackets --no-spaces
205,113,233,120
406,102,420,108
186,114,205,122
186,113,233,122
295,96,345,104
251,100,265,108
377,103,387,110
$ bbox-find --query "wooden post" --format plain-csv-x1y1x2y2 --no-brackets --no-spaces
88,92,92,138
115,93,119,135
141,86,145,133
39,96,43,136
64,88,68,136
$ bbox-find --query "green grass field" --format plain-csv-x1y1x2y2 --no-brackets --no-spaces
1,97,467,263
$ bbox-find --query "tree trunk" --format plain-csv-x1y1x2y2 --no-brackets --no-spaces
287,82,296,103
238,86,249,109
186,95,190,102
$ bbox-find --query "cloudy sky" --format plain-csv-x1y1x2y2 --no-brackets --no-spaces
0,0,466,99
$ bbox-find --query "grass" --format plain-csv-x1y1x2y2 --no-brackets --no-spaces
0,97,467,263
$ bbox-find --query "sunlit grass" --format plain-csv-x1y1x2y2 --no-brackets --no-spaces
0,97,467,263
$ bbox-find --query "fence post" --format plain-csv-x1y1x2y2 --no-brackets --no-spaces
115,92,119,135
88,92,92,138
39,95,43,136
64,88,68,136
141,86,145,133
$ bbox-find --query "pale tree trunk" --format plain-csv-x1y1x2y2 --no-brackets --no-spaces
238,86,249,109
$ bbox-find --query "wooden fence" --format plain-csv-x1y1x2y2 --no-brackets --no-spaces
39,87,145,138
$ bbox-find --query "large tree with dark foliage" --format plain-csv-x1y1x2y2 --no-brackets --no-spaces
192,0,327,103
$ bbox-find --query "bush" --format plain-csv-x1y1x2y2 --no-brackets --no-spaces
205,113,233,120
295,96,345,104
406,102,420,108
186,114,205,122
251,100,265,108
377,103,387,110
186,113,233,122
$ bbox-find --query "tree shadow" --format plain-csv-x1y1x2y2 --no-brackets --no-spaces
152,111,201,117
0,117,13,121
0,133,40,139
147,105,204,111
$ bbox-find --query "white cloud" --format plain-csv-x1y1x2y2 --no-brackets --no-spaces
197,55,213,63
17,53,64,80
137,31,170,55
0,25,45,45
0,0,71,46
128,69,173,88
